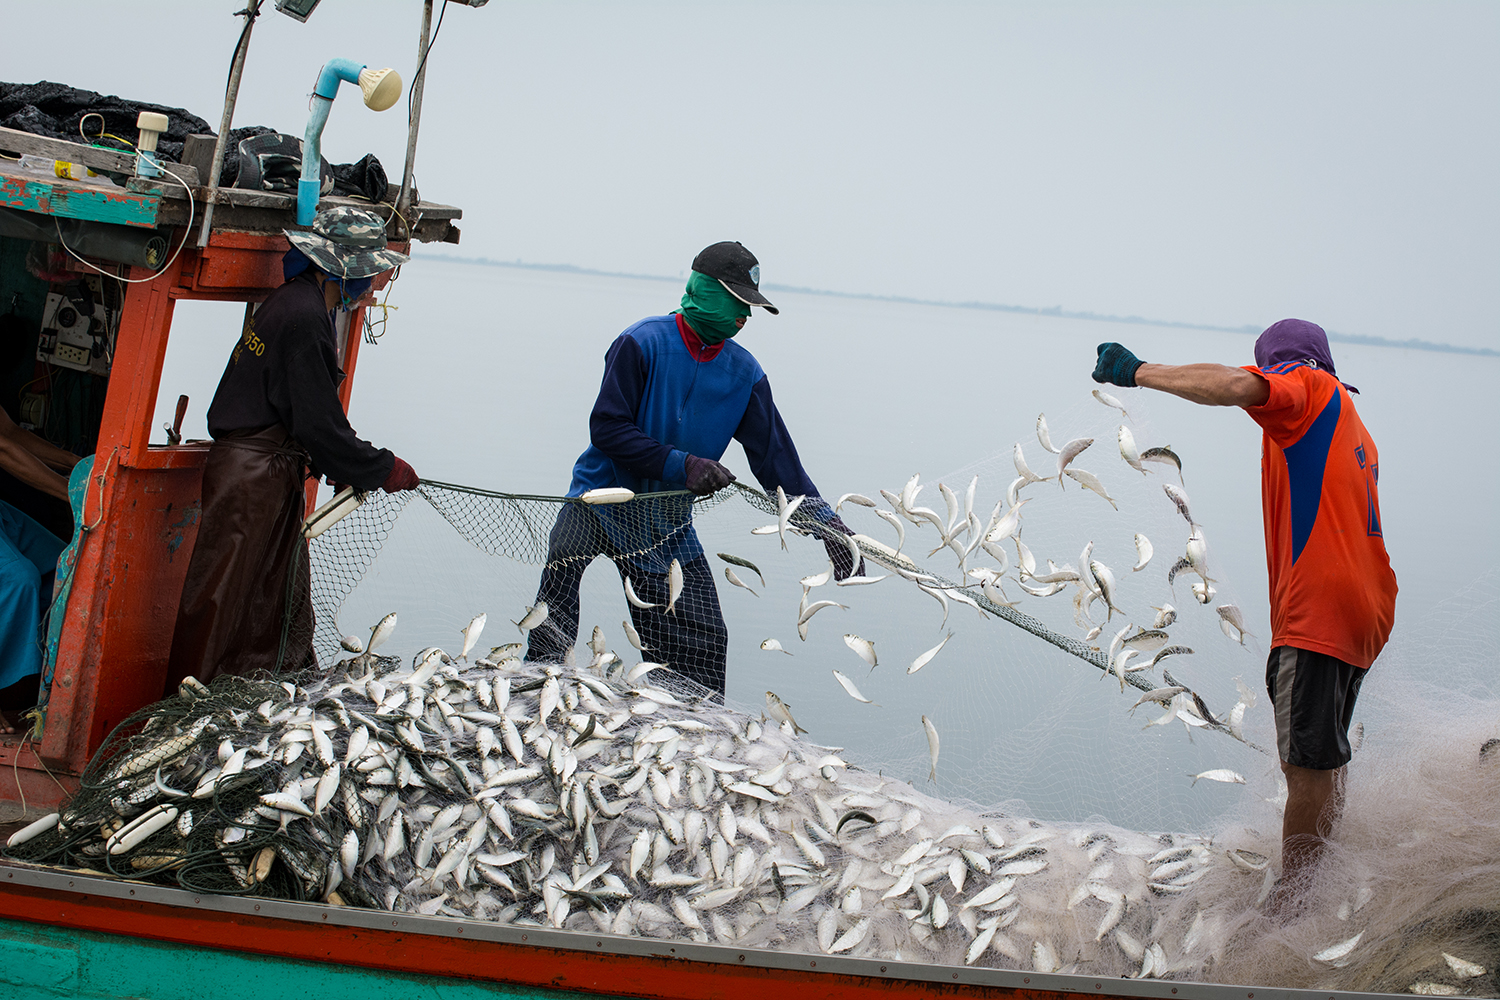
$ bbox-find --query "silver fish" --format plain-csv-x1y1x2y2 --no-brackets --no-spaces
776,487,805,551
1064,468,1117,509
874,508,906,555
842,634,877,669
798,600,848,626
623,577,658,610
908,632,953,674
1012,443,1049,487
1140,445,1184,484
1147,645,1193,670
622,618,649,652
1150,603,1176,629
1093,388,1130,419
459,613,486,661
835,493,877,513
1129,686,1185,713
717,553,765,587
1189,769,1244,786
340,635,364,653
368,612,397,653
513,602,548,634
764,691,807,734
922,715,940,781
1057,437,1094,485
723,566,759,597
666,559,684,615
1122,629,1170,653
831,669,876,705
1163,483,1195,525
1036,413,1060,454
1132,533,1153,572
1118,425,1146,474
1216,604,1252,644
759,638,792,655
1089,559,1123,620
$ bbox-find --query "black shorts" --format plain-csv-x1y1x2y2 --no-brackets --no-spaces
1265,646,1366,770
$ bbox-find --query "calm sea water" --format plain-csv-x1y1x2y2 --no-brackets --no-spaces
155,261,1499,831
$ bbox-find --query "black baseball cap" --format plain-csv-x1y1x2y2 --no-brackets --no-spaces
691,241,778,315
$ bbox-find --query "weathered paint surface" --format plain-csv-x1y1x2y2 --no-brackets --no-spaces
0,172,160,228
0,916,588,1000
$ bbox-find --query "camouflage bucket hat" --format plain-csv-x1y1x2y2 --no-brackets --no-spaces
283,206,409,280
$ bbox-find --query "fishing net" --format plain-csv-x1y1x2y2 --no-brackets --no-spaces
8,389,1497,993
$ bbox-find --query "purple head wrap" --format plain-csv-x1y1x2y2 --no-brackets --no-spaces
1254,318,1358,394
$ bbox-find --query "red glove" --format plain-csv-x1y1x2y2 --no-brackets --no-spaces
382,456,420,492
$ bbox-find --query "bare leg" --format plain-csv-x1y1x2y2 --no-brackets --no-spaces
1267,761,1344,917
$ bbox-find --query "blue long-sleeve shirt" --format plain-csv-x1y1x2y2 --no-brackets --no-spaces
568,314,827,512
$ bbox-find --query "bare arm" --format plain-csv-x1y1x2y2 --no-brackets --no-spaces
0,408,72,499
1135,363,1270,408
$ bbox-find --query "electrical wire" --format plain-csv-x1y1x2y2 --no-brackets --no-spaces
227,2,263,98
408,0,451,125
52,162,195,285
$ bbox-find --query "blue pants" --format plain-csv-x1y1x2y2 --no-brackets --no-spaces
525,503,728,694
0,500,66,693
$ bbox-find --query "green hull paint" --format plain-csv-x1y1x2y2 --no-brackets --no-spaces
0,173,160,229
0,917,592,1000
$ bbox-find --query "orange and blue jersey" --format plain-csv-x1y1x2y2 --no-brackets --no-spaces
1242,361,1397,668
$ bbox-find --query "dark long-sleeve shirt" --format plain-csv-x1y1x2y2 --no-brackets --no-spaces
206,272,393,490
567,314,826,514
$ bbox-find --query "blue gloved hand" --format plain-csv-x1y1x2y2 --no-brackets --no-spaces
1092,343,1145,387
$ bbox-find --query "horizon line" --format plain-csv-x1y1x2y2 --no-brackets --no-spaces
413,252,1498,359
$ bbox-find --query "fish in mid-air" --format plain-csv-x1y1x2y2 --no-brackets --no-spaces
760,638,792,655
622,619,649,651
666,559,684,614
1216,604,1252,644
1118,425,1146,474
1140,445,1184,484
1057,438,1094,485
776,487,805,551
1064,468,1117,509
1163,483,1195,525
1132,533,1153,572
908,632,953,674
1036,414,1060,454
922,715,941,781
1093,388,1130,419
724,566,759,596
831,669,876,704
513,602,548,634
623,577,658,609
368,612,397,653
1189,769,1246,786
717,553,765,587
1150,603,1176,629
764,691,807,733
842,634,878,669
1013,443,1052,484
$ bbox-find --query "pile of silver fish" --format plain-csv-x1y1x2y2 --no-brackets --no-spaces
9,613,1494,993
0,610,1368,980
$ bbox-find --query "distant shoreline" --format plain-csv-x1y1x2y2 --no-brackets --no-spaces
416,253,1498,359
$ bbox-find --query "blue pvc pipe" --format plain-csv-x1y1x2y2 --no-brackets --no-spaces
297,58,367,225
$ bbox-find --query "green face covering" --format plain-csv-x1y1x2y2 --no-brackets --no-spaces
678,271,751,345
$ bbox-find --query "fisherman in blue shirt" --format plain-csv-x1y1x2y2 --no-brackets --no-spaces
526,242,861,694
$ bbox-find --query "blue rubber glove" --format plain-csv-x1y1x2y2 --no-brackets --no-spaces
1092,343,1145,387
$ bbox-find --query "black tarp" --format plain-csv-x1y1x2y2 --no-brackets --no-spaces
0,81,388,201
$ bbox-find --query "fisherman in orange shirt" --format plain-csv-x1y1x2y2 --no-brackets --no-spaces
1091,320,1397,916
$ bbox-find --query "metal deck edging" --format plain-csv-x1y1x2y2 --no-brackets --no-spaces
0,860,1405,1000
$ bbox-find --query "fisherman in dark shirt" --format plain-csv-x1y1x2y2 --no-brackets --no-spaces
525,242,862,694
165,207,420,689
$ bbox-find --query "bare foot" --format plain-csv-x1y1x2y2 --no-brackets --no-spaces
0,708,26,736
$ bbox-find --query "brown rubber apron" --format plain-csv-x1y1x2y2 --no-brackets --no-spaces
164,425,314,691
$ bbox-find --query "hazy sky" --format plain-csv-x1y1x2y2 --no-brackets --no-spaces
14,1,1497,349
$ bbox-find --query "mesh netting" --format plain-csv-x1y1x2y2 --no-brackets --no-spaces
8,390,1498,993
